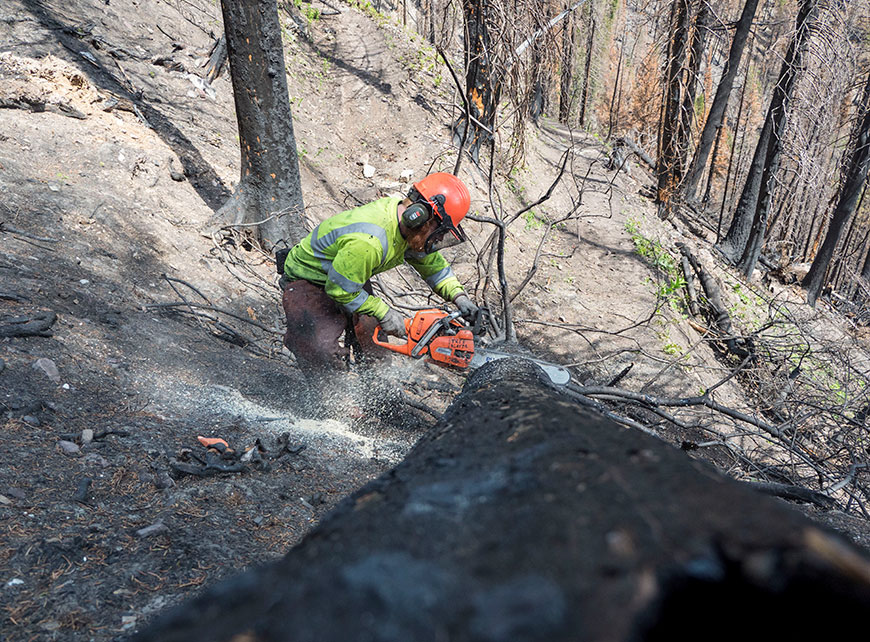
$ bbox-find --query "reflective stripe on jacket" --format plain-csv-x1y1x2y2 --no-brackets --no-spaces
283,197,464,319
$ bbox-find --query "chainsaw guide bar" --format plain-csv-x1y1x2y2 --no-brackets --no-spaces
373,309,571,386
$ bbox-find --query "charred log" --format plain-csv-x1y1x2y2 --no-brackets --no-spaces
679,243,754,360
133,360,870,642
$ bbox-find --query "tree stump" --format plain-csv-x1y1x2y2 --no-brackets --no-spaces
133,360,870,642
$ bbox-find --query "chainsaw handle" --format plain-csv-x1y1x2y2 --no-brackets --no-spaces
372,319,415,355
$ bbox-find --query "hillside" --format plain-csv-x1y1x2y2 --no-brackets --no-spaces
1,0,869,640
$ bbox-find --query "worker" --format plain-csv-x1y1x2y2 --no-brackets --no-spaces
279,172,480,375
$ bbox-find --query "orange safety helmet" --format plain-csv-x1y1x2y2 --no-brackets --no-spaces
413,172,471,253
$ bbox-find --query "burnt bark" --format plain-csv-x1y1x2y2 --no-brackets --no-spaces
656,0,690,216
558,12,574,124
683,0,760,202
204,34,228,82
674,0,708,181
577,6,595,128
720,0,816,274
216,0,306,249
455,0,499,163
803,72,870,306
133,360,870,642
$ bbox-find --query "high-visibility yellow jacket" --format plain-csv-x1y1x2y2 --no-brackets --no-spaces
283,197,465,320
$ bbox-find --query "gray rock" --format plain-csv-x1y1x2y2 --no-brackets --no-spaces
154,472,175,490
57,440,80,454
136,521,168,538
83,453,109,467
32,358,61,384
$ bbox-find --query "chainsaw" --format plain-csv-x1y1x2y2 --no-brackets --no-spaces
372,308,571,386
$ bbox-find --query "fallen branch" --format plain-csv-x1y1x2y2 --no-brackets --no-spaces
567,382,785,439
743,480,837,509
614,136,655,171
145,301,279,334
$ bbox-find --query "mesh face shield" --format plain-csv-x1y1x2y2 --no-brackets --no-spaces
422,194,466,253
424,221,466,253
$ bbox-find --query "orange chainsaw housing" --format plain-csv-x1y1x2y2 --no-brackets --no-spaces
372,309,474,369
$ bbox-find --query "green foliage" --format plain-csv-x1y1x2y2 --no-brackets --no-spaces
662,342,683,357
625,217,686,312
345,0,389,24
293,0,321,22
523,210,543,231
694,93,705,121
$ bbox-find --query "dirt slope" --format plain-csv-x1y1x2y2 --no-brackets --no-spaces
1,1,868,641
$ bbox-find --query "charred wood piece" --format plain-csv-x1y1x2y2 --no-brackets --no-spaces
678,243,754,359
0,310,57,337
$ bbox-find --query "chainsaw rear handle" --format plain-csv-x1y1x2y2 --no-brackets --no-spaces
371,318,415,355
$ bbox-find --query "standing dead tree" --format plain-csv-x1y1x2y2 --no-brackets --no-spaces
656,0,712,218
803,70,870,306
213,0,306,249
718,0,818,276
454,0,590,167
682,0,760,203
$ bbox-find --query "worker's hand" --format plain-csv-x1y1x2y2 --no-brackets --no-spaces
379,308,407,338
454,293,480,324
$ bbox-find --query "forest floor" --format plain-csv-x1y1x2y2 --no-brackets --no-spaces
1,1,869,640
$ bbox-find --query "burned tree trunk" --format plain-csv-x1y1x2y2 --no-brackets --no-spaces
803,72,870,306
656,0,690,217
682,0,760,202
215,0,306,249
455,0,499,163
720,0,816,272
577,7,595,128
133,360,870,642
558,12,574,125
674,0,708,179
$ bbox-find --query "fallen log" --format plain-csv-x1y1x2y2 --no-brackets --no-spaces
132,360,870,642
678,243,754,359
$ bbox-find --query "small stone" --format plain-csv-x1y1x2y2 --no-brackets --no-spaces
6,578,24,588
83,453,109,467
363,163,376,178
6,488,25,499
58,440,80,454
79,279,90,285
399,169,414,182
0,495,11,505
135,521,168,538
154,472,174,490
32,358,61,384
21,415,40,427
81,429,94,444
253,515,264,526
120,615,137,631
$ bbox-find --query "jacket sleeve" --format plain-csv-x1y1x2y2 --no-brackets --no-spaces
405,251,465,302
325,238,390,319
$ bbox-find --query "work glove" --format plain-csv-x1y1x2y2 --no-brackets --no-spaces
378,307,407,338
453,293,480,324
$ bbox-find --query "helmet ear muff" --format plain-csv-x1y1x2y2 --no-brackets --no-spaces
402,202,431,229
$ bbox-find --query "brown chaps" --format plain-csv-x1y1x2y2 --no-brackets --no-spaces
280,279,385,375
